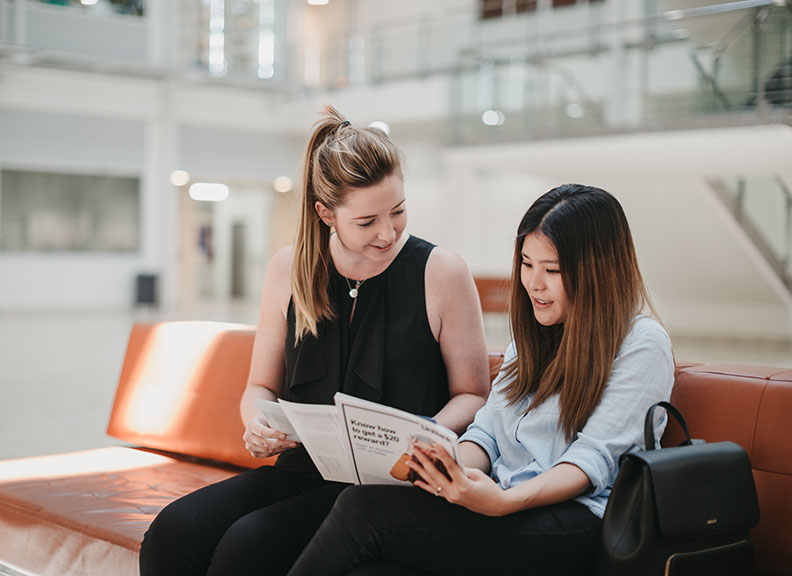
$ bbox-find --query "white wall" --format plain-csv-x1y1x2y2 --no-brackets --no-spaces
0,107,153,309
439,124,792,340
0,66,304,311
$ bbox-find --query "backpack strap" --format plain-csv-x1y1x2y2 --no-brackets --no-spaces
644,401,693,450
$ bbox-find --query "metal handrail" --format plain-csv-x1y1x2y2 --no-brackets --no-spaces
712,6,763,57
710,176,792,292
339,0,782,47
413,0,783,60
690,51,733,109
686,6,768,112
776,175,792,268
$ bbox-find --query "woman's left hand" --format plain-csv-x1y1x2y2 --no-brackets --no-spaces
407,443,513,517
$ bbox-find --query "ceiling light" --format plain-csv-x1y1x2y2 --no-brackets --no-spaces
273,176,293,193
189,183,230,202
481,110,505,126
169,170,191,187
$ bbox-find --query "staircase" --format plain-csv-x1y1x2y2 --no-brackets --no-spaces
758,54,792,106
679,2,792,111
708,175,792,297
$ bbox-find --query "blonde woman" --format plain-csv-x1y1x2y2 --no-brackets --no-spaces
288,184,675,576
139,107,490,576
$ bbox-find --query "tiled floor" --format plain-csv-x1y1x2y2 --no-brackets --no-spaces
0,304,790,461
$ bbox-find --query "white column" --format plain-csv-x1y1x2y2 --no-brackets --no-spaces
604,0,645,129
14,0,27,46
143,80,181,311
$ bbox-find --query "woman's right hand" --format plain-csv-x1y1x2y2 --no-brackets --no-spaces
243,415,298,459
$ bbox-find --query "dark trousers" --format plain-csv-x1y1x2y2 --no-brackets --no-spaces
288,485,602,576
139,465,346,576
138,465,426,576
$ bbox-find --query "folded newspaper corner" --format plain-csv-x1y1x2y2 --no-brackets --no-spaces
257,393,461,485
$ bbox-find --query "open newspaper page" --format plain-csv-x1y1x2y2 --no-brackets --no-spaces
276,399,357,484
333,392,461,486
256,398,300,442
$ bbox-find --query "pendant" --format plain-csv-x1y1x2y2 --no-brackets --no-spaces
349,288,359,298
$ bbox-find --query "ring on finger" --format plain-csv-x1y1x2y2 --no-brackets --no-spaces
435,485,442,496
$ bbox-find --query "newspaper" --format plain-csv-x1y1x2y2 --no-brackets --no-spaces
257,393,461,485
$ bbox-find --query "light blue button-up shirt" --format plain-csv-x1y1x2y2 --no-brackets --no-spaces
459,315,674,518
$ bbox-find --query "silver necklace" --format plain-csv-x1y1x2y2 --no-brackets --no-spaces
344,276,365,298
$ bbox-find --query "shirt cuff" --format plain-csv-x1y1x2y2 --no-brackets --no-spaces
459,429,500,468
554,434,615,496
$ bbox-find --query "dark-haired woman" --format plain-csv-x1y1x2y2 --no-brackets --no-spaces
138,107,490,575
287,183,675,576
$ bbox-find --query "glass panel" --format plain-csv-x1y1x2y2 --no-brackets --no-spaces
743,175,791,265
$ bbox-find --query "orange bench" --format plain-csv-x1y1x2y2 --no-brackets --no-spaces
0,321,789,575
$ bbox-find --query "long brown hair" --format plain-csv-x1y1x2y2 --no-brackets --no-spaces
291,105,404,340
502,184,659,441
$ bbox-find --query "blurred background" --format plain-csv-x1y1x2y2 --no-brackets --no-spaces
0,0,790,460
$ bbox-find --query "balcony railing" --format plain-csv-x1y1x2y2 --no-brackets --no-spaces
1,0,789,141
709,173,792,295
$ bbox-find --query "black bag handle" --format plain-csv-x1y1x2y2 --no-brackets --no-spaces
644,401,693,451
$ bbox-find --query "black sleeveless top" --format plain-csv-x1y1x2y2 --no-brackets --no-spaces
276,235,450,485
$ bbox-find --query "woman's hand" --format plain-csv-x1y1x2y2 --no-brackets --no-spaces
407,443,513,517
243,415,298,459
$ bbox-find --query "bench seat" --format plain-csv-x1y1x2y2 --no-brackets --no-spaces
0,447,242,576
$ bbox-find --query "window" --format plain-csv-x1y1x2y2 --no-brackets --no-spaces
0,169,140,252
479,0,602,20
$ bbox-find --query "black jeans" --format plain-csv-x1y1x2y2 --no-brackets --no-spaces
139,465,346,576
139,465,424,576
288,485,602,576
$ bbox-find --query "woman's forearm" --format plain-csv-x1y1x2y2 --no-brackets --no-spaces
501,463,592,515
459,441,491,474
240,384,279,425
433,392,486,435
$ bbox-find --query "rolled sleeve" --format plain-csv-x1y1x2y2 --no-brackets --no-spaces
556,433,616,495
458,342,516,468
459,427,500,466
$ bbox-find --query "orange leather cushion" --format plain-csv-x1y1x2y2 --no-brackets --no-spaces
106,322,276,469
753,380,792,475
662,365,767,453
750,378,792,574
752,469,792,575
661,364,792,576
0,447,240,576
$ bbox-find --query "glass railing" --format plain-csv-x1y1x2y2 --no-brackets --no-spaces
710,174,792,289
0,0,148,65
445,1,791,143
265,0,789,142
1,0,789,140
687,3,792,112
